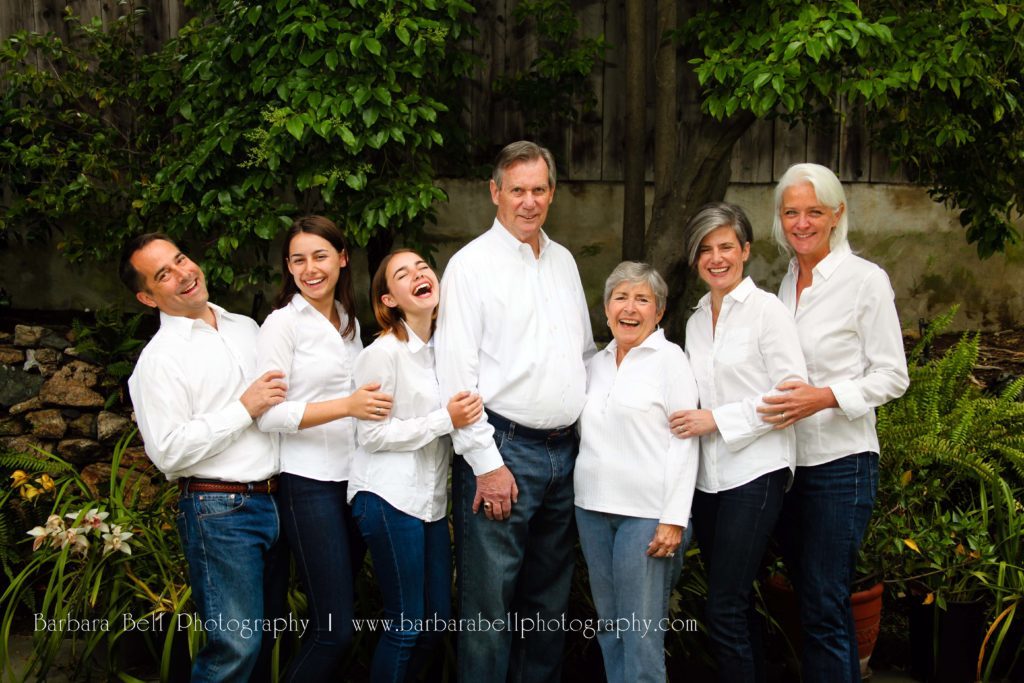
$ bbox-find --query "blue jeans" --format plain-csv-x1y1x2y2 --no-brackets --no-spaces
575,508,689,683
453,415,577,683
175,489,285,683
692,469,789,683
277,474,363,682
776,452,879,683
351,491,452,683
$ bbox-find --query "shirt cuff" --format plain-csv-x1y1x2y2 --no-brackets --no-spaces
227,400,255,430
831,380,869,420
428,408,455,437
463,443,505,476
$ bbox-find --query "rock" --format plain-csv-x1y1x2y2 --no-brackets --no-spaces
25,410,67,439
13,325,44,346
39,331,71,351
39,362,105,408
67,414,97,438
0,417,24,436
0,366,45,408
79,462,112,496
0,332,11,343
9,397,43,414
81,462,161,502
121,445,151,467
0,435,47,457
33,348,61,364
0,346,25,365
56,438,104,464
97,411,132,442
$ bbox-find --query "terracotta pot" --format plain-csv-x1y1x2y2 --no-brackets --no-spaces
851,582,885,678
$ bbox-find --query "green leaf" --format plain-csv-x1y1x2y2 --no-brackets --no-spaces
285,115,304,140
365,37,382,56
325,50,338,70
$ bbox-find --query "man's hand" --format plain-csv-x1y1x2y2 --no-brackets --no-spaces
240,371,287,418
473,465,519,521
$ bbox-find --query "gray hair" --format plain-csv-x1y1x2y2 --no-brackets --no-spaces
684,202,754,266
603,261,668,314
492,141,557,190
771,163,849,255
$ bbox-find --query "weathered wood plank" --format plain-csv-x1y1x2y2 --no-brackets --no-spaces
838,99,871,182
601,0,626,181
568,0,605,180
731,118,774,183
773,119,808,179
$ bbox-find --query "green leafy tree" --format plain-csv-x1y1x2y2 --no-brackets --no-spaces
634,0,1024,338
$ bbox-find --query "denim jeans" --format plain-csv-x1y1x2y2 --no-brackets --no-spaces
575,508,689,683
277,473,363,682
776,452,879,683
692,468,789,683
452,417,577,683
351,491,452,683
175,489,285,683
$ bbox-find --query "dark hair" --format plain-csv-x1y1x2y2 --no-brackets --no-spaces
492,141,557,190
683,202,754,266
370,249,436,343
273,215,356,341
119,232,175,294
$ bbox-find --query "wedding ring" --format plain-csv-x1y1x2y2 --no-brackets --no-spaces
667,552,676,558
483,502,492,509
781,411,786,420
376,407,382,416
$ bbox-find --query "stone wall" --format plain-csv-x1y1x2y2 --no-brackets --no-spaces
0,324,148,491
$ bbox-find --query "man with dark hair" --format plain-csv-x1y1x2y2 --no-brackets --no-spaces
122,233,287,683
436,141,596,682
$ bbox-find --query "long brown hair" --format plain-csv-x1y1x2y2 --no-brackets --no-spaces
370,249,436,343
272,215,357,341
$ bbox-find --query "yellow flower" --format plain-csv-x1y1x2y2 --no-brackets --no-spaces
10,470,30,488
36,474,55,492
19,484,42,501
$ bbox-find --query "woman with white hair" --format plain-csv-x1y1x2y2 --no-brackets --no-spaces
758,163,909,682
669,202,807,682
575,261,699,683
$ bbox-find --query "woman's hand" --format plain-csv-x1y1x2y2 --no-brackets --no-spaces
447,391,484,428
668,409,716,438
347,382,394,420
757,380,837,429
646,523,683,558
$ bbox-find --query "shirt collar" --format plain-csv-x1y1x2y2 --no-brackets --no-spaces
603,327,669,356
488,218,550,258
693,276,756,311
289,291,346,323
158,302,228,340
401,319,432,353
788,241,852,281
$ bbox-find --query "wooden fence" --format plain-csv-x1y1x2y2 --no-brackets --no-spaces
1,0,907,185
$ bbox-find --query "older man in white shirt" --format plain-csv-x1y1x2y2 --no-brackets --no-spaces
121,233,288,683
436,141,596,682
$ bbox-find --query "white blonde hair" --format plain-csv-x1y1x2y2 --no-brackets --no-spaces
771,163,849,255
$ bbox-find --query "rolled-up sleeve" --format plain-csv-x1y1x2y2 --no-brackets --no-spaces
831,268,909,420
129,356,252,475
435,260,503,475
254,311,305,433
354,343,454,452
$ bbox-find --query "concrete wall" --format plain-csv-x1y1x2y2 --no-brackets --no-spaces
1,180,1021,334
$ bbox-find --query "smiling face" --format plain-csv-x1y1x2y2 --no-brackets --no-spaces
780,182,844,266
286,232,348,307
490,157,555,254
605,281,664,354
381,251,439,317
697,225,750,297
131,239,211,320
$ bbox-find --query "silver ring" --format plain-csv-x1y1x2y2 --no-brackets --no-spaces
483,502,492,509
376,407,382,416
781,411,786,420
667,552,675,558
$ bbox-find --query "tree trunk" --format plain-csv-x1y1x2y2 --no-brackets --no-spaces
653,0,677,203
645,111,756,342
622,0,647,261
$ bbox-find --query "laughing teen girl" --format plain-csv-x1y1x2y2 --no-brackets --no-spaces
348,249,482,682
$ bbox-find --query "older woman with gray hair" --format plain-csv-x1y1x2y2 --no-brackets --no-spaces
668,202,807,682
574,261,699,683
758,164,909,682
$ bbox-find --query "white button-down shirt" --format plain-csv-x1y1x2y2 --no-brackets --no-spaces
779,244,909,467
686,277,807,493
255,293,362,481
347,323,454,522
574,330,700,526
435,219,597,475
128,304,277,482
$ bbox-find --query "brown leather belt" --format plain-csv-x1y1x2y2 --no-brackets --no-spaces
177,477,278,495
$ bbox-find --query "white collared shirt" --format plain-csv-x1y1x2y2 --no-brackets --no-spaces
255,293,362,481
574,330,699,525
128,304,277,482
685,277,807,492
435,219,597,475
347,323,454,522
778,243,909,466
